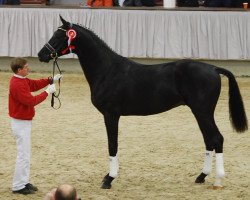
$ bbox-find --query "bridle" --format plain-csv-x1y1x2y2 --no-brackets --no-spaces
44,26,76,59
43,26,77,109
44,42,58,60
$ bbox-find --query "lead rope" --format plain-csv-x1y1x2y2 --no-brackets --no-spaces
51,57,62,109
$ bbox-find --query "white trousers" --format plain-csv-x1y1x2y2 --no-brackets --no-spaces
11,118,32,191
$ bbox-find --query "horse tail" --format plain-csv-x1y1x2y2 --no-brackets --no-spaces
216,67,248,133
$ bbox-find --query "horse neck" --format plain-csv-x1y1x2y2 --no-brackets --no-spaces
74,34,118,86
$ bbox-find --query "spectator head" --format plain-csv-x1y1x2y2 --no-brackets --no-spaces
55,184,79,200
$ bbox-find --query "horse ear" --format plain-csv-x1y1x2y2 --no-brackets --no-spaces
59,15,68,26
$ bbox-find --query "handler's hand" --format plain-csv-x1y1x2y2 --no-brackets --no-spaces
53,74,63,82
45,84,56,94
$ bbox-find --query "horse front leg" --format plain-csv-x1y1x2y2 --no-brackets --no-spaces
101,113,120,189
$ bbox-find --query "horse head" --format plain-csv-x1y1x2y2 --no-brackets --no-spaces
38,16,77,63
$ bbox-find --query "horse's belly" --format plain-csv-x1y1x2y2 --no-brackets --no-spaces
121,98,185,116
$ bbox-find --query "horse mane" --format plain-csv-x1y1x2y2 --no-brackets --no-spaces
74,23,119,56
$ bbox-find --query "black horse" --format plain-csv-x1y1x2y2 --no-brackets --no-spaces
38,16,248,189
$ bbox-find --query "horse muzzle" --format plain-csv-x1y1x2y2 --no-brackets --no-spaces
38,51,53,63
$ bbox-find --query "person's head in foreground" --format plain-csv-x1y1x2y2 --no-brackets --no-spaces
45,184,81,200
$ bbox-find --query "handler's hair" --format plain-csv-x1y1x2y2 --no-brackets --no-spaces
10,57,27,73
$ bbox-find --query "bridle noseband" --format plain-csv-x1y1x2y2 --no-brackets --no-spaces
44,42,58,59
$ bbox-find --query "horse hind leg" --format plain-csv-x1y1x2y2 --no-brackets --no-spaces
193,111,225,188
195,150,213,184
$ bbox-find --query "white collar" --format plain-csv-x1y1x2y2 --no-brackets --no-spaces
14,74,26,79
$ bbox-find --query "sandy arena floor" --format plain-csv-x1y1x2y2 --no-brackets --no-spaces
0,71,249,200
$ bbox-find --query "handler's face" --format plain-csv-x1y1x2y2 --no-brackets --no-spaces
18,64,29,77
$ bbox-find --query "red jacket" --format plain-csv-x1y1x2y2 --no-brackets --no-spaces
9,75,49,120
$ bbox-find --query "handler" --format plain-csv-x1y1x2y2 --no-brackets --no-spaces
9,57,62,195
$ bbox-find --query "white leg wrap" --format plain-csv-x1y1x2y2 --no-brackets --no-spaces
109,156,119,178
202,150,213,175
214,153,225,186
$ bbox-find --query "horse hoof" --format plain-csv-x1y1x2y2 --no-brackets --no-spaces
195,173,207,183
207,185,224,190
195,178,205,183
101,173,114,189
101,182,111,189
